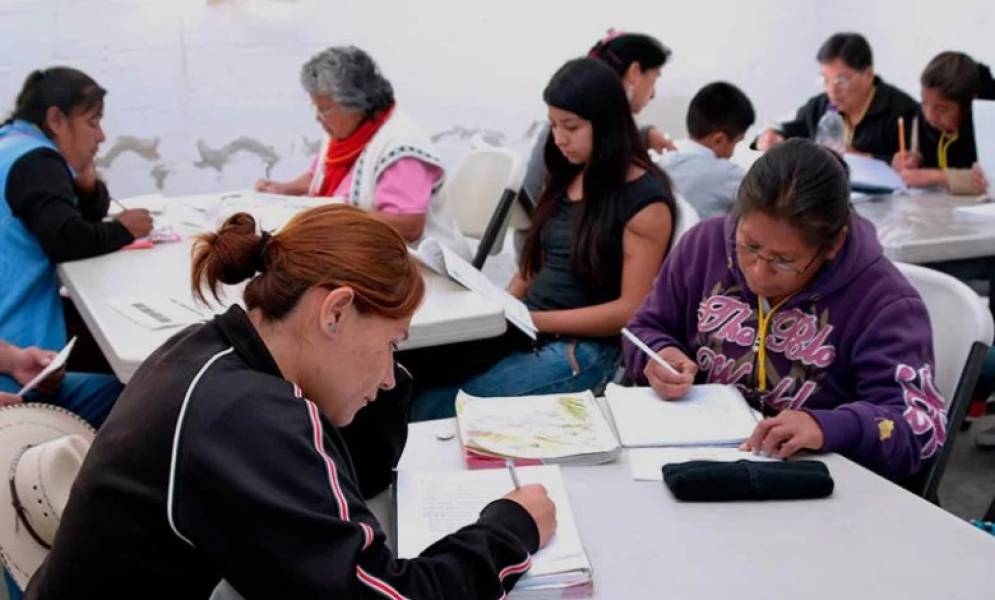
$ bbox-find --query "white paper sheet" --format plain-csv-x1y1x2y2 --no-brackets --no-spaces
107,297,212,330
844,152,906,192
605,383,759,448
17,337,77,397
628,447,778,481
974,99,995,200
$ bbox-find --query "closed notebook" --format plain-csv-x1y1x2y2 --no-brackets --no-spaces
456,390,621,468
395,465,593,593
605,383,758,448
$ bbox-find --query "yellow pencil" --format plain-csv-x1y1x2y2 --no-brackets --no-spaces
898,116,906,162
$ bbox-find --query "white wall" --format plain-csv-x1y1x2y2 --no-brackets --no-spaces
1,0,991,197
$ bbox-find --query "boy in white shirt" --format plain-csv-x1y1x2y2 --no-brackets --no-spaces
659,82,755,219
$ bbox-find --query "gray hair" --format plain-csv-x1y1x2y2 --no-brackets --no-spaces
300,46,394,116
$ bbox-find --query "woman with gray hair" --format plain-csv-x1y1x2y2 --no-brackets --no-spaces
256,46,469,258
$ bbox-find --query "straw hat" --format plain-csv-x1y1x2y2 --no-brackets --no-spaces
0,405,95,590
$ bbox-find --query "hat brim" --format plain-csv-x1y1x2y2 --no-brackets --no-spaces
0,404,94,590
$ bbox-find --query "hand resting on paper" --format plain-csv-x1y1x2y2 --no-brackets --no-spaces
0,392,22,407
740,410,825,459
890,150,922,171
504,484,557,548
643,346,698,400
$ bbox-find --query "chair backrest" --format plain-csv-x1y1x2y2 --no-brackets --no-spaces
895,262,994,502
895,262,995,400
670,192,701,249
446,145,524,240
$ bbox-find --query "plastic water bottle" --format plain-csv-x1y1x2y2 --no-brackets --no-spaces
815,108,846,155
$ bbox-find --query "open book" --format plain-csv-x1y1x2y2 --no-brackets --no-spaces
396,465,592,594
843,152,907,194
605,383,759,448
456,390,620,467
413,238,537,339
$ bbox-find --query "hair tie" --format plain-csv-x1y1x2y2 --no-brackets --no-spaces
254,231,272,273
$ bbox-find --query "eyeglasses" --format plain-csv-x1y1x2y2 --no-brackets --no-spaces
816,74,853,91
736,242,822,276
313,104,336,121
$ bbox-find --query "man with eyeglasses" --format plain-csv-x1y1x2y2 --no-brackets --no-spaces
756,33,918,162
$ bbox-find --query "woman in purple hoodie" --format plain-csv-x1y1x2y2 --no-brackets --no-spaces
624,138,945,481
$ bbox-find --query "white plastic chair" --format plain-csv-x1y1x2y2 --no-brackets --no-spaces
670,192,700,249
895,262,994,501
445,144,526,268
896,263,994,400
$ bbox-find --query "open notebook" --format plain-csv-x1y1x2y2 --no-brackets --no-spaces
413,238,537,339
605,383,758,448
395,465,592,594
456,390,620,467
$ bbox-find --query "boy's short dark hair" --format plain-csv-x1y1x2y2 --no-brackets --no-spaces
816,32,873,71
686,81,755,140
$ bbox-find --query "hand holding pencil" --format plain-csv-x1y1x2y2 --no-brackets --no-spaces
622,328,698,400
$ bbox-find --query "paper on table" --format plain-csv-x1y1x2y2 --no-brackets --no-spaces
413,238,537,339
605,383,758,448
115,193,167,214
107,297,212,330
628,447,778,481
843,152,907,192
974,99,995,200
17,337,77,397
396,465,590,590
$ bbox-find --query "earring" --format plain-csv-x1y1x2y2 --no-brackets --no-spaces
328,322,337,333
625,86,635,102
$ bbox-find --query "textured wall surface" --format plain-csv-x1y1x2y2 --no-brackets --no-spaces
0,0,990,198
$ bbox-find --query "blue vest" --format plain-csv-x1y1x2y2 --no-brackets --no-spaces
0,120,67,392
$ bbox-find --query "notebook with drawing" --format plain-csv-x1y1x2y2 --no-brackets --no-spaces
605,383,758,448
456,390,620,468
395,465,592,593
413,237,537,339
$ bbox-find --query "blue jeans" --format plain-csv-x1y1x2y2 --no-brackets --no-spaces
1,372,121,598
411,339,620,421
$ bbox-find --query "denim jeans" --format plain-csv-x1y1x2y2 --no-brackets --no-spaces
411,339,620,421
1,372,121,598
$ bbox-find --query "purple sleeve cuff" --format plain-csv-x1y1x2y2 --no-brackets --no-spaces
805,408,862,454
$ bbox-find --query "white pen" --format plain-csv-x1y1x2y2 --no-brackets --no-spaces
620,327,681,377
505,458,521,490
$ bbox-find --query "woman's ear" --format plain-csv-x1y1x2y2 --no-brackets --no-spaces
825,226,849,261
45,106,67,140
623,62,641,88
318,287,355,337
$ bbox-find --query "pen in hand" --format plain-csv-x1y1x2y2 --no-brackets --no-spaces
621,327,681,377
506,458,521,490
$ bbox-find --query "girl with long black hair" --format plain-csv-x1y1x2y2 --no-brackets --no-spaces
412,57,676,419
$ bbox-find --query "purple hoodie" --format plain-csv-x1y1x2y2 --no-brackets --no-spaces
624,213,946,480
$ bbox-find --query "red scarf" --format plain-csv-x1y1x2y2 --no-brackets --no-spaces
315,104,395,197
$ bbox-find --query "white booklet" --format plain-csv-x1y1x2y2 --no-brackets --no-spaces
395,465,592,593
844,152,907,192
413,238,537,340
456,390,620,465
605,383,759,448
17,337,76,397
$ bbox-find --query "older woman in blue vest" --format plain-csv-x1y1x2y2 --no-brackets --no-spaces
0,67,155,422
